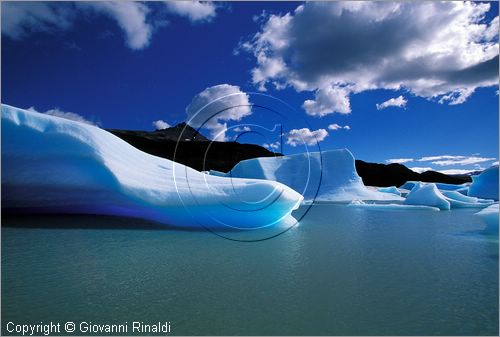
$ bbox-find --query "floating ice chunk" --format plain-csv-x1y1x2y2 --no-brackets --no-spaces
1,104,303,229
400,181,470,194
404,182,492,210
404,183,451,210
475,203,499,233
441,191,493,205
377,186,401,196
468,166,499,201
226,149,403,203
434,182,470,191
400,181,418,190
347,203,439,211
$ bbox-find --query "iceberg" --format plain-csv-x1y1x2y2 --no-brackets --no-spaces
399,181,418,190
224,149,403,203
377,186,401,196
468,166,499,201
347,202,439,211
404,182,493,210
1,104,303,229
404,183,451,210
434,182,470,191
401,181,470,196
441,190,493,205
475,203,499,232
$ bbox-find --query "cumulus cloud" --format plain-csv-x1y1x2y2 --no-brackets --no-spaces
2,1,222,49
286,128,328,147
328,123,350,131
242,2,499,113
491,161,499,167
386,158,413,164
376,96,407,110
185,84,252,141
417,154,496,166
28,107,98,126
152,119,171,130
1,2,75,39
78,2,152,50
163,1,217,23
303,85,351,116
263,141,280,150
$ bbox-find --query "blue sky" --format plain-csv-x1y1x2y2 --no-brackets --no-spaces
2,1,499,174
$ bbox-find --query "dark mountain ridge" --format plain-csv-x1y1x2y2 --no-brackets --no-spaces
108,124,278,173
354,160,471,187
108,123,472,187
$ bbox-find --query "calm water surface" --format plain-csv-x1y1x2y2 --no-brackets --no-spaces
2,205,498,335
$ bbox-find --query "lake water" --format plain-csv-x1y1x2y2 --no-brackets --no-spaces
2,205,498,335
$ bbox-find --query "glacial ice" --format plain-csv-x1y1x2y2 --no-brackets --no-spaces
404,183,451,210
399,181,418,190
377,186,401,196
434,182,470,191
441,191,493,205
224,149,403,203
347,202,439,211
1,104,303,229
475,203,499,232
404,182,493,210
468,166,499,201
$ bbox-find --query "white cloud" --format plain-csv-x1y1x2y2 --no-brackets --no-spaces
1,2,75,39
77,2,152,50
328,123,350,131
286,128,328,147
491,161,499,166
263,141,280,150
431,156,496,166
2,1,222,49
233,126,251,132
386,158,413,164
242,2,499,113
2,2,152,50
376,95,407,110
28,107,98,126
152,120,171,130
409,167,433,173
417,154,496,166
418,155,461,162
185,84,252,141
303,85,351,116
163,1,217,23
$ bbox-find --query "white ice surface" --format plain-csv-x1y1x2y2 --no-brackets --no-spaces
404,182,493,210
225,149,403,203
377,186,401,196
404,183,451,210
2,104,303,228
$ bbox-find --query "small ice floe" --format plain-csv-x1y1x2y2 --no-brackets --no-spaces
475,203,499,233
377,186,401,196
404,182,493,210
